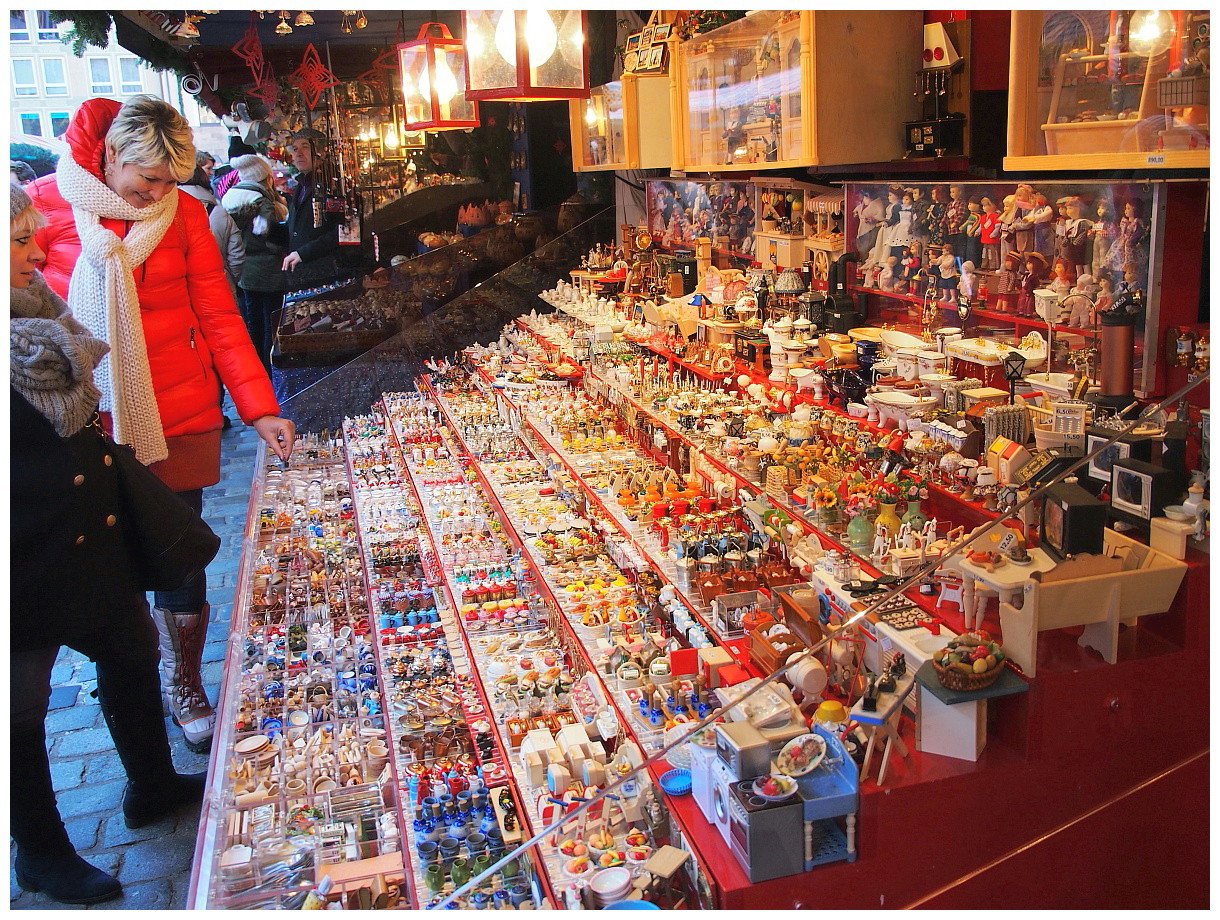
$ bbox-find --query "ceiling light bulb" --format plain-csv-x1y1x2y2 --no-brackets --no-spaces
383,124,398,149
495,10,558,68
294,11,314,27
1129,9,1175,57
584,102,597,126
431,51,459,105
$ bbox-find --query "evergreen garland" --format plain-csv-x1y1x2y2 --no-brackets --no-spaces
48,10,113,56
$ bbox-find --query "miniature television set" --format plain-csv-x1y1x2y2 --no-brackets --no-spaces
1109,459,1177,527
1039,481,1106,560
1085,428,1153,484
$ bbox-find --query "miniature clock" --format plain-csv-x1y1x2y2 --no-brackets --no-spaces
635,230,654,251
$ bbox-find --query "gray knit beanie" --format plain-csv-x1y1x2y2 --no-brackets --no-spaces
11,179,32,219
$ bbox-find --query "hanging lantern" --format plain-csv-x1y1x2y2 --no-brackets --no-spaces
399,23,480,131
463,10,589,102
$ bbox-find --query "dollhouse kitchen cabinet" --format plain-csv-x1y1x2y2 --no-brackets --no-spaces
672,10,923,172
1006,10,1210,171
570,76,674,172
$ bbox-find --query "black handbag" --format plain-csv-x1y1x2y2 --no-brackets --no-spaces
92,418,221,592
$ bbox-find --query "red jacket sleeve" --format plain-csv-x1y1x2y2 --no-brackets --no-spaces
178,195,281,424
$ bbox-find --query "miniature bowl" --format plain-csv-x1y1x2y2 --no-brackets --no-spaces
1162,505,1194,522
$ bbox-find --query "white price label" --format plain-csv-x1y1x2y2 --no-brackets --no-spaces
1147,154,1166,165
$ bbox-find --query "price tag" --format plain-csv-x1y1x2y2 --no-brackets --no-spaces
1146,154,1166,166
997,531,1018,553
880,636,894,653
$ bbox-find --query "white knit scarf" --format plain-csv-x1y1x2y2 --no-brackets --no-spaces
57,152,176,464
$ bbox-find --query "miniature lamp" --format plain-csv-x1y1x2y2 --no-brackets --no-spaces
463,10,589,102
772,266,807,322
1002,350,1026,405
399,23,480,131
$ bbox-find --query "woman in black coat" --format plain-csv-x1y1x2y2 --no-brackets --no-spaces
9,181,205,904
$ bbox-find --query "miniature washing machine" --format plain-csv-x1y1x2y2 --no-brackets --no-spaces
689,740,719,825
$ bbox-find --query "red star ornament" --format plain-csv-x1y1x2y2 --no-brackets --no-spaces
232,13,265,78
290,43,340,110
358,46,399,86
249,63,280,108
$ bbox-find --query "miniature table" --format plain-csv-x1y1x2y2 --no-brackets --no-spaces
948,547,1058,630
848,672,915,786
912,660,1029,761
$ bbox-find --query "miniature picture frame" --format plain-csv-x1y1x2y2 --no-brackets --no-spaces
625,32,642,53
640,25,655,47
653,23,672,42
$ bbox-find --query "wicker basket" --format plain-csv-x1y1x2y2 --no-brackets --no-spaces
932,658,1005,692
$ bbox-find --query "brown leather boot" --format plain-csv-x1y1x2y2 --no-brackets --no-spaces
151,604,216,752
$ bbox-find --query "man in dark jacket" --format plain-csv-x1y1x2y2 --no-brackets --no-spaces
281,129,341,292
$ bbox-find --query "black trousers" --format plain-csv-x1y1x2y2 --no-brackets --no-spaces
10,604,170,855
238,288,284,376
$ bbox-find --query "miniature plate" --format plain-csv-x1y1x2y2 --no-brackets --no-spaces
751,772,798,802
775,733,827,777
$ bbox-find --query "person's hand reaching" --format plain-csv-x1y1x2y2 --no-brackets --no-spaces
252,416,296,461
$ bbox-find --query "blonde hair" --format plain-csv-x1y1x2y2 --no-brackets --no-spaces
105,94,196,183
231,154,272,186
12,206,46,236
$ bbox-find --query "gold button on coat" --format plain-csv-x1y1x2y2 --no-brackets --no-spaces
74,474,85,486
106,515,117,526
75,535,86,545
103,454,113,466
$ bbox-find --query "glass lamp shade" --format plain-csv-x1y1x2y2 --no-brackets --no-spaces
463,10,589,102
399,23,480,131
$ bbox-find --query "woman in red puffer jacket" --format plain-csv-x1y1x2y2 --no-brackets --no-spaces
28,96,296,754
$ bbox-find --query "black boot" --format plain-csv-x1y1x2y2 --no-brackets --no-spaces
10,723,121,904
95,655,207,829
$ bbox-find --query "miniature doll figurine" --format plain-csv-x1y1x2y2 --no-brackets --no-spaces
927,185,949,247
853,188,885,259
944,184,969,256
1090,198,1118,279
962,197,983,268
1106,200,1149,282
998,193,1018,266
1067,273,1099,328
1010,183,1036,254
1094,276,1115,316
936,243,959,302
994,251,1021,313
901,243,922,289
878,255,900,292
1030,191,1057,261
909,184,932,240
1017,251,1049,316
1049,257,1075,298
887,189,917,259
1056,196,1094,279
959,260,977,300
978,196,1001,271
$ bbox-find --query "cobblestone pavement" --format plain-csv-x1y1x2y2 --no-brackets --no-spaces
10,404,261,910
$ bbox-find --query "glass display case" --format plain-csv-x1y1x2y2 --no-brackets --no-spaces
569,75,673,172
1006,10,1210,170
674,10,922,171
843,179,1167,398
571,83,627,170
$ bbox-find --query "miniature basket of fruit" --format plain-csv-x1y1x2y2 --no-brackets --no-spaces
931,631,1006,692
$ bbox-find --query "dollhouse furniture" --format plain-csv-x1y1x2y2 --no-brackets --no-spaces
997,528,1188,678
946,545,1057,630
913,659,1029,762
848,672,915,787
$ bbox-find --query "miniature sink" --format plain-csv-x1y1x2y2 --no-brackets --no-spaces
1024,371,1093,401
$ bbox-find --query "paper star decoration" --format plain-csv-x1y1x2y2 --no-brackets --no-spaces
290,43,340,110
232,12,265,81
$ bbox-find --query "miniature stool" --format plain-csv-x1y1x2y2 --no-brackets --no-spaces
935,574,964,611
